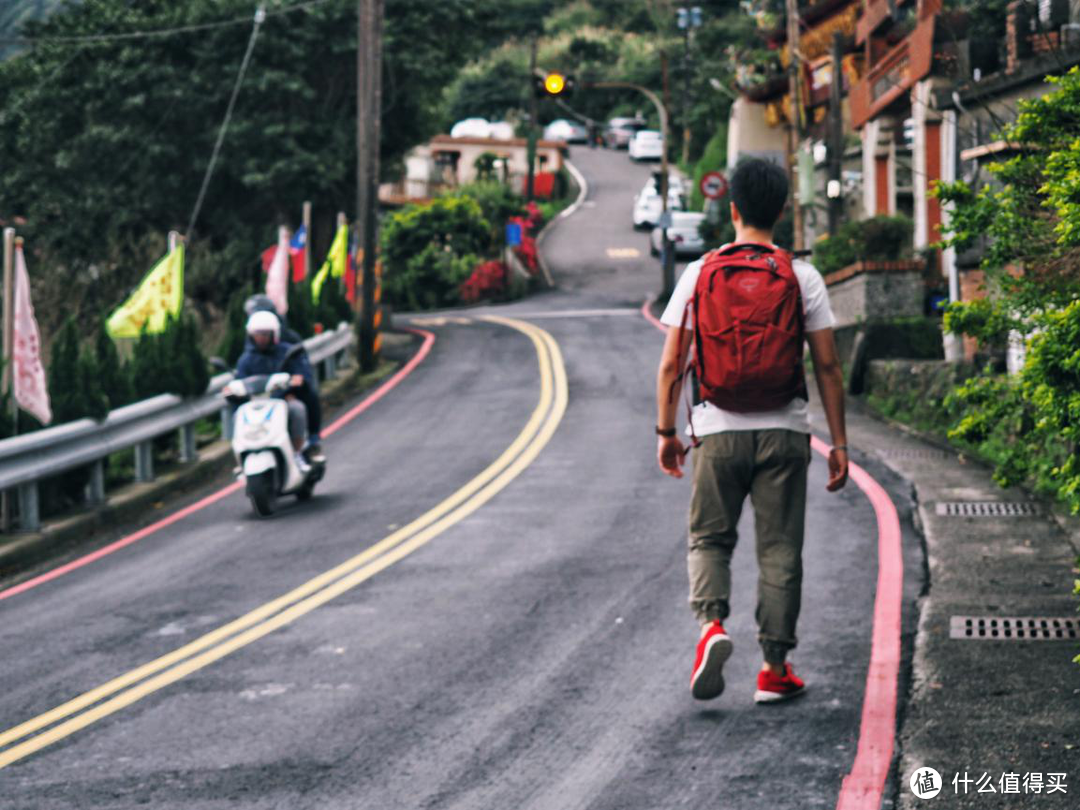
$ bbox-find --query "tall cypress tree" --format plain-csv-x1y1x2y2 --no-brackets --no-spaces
95,320,133,408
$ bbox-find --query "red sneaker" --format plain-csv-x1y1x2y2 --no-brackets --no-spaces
754,663,806,704
690,621,734,700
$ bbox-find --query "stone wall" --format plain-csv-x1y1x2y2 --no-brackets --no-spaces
824,260,924,328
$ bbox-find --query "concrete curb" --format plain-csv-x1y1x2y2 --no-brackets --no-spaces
0,335,414,579
535,158,588,289
834,397,1080,810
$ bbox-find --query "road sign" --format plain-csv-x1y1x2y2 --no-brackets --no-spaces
505,221,523,247
699,171,728,200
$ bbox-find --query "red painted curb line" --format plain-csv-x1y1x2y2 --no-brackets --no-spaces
642,300,902,809
0,328,437,604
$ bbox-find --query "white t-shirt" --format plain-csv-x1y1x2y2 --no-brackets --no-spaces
659,247,836,436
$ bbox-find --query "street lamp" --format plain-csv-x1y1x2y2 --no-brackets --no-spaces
676,6,703,167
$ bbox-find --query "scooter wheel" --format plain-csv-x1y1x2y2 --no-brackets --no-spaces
247,470,277,517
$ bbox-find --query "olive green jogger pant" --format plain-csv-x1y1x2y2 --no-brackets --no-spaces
687,429,811,665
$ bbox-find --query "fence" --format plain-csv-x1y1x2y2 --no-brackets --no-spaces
0,323,352,533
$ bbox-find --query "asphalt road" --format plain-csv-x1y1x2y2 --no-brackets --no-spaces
0,146,923,809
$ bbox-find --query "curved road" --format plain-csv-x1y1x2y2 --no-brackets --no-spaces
0,147,923,809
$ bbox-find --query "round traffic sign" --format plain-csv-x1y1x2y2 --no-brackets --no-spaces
699,171,728,200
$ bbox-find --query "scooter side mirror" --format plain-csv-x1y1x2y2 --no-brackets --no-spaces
209,356,230,372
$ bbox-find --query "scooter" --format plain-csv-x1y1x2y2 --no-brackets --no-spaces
223,363,326,518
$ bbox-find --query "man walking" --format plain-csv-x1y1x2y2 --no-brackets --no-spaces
654,158,849,703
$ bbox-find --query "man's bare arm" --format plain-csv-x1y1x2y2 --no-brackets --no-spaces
655,326,692,478
805,328,849,491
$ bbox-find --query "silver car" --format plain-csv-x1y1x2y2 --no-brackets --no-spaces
651,212,707,257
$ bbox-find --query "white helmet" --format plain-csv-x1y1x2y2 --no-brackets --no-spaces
245,310,280,342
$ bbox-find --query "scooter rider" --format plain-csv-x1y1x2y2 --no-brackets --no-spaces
243,294,325,464
234,311,317,473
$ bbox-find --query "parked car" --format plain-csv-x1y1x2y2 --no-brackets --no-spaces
633,187,683,230
643,171,685,199
650,212,707,257
487,121,515,140
543,118,589,143
629,130,664,161
450,117,491,138
604,116,647,149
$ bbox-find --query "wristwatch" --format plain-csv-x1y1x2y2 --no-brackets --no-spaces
655,426,677,437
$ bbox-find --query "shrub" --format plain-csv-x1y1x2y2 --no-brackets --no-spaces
460,260,509,304
382,196,490,311
813,215,914,275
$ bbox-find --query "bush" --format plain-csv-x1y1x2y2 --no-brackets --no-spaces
460,260,509,304
382,195,491,310
813,215,914,275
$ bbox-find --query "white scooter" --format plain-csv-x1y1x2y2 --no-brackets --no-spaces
224,364,325,518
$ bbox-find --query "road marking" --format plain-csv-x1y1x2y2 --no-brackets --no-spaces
0,329,438,605
641,301,903,810
506,308,640,320
0,317,567,769
606,248,640,258
408,316,473,326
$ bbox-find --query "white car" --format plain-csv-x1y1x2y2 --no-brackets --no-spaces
629,130,664,161
487,121,515,140
633,187,683,230
651,212,707,257
543,118,589,143
640,172,685,200
450,117,491,138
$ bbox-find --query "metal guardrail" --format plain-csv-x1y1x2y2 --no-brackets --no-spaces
0,323,353,533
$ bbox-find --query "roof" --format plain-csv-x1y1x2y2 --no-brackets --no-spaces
429,135,565,150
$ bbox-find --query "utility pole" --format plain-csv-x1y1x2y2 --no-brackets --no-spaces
785,0,805,250
827,32,845,236
357,0,383,373
677,7,702,168
526,35,539,202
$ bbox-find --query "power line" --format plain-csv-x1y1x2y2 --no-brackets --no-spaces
0,0,334,46
185,6,266,240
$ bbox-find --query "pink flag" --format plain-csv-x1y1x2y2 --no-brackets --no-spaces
265,226,290,317
12,245,52,425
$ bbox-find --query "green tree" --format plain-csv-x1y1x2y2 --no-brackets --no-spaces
0,0,516,325
95,321,134,409
935,66,1080,512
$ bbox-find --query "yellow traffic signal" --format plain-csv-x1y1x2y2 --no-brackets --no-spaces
534,72,575,98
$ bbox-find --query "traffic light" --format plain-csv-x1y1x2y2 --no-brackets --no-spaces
533,72,575,98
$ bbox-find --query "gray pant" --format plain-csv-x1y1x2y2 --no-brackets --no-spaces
687,429,810,664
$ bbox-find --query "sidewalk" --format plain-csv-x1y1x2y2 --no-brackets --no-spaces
811,396,1080,809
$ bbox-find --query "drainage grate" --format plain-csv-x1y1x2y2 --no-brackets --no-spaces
936,501,1040,517
878,448,950,459
951,616,1079,641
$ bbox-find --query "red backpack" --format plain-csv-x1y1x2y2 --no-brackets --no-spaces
677,243,808,417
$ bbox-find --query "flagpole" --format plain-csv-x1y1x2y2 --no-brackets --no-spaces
2,227,14,398
302,201,312,282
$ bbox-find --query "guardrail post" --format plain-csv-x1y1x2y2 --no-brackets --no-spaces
178,424,197,463
221,406,234,441
134,441,154,483
18,482,39,533
85,460,106,505
323,354,338,380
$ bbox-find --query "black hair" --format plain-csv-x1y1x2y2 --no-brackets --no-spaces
729,158,789,231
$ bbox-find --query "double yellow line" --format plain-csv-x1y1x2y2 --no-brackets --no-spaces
0,315,567,770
